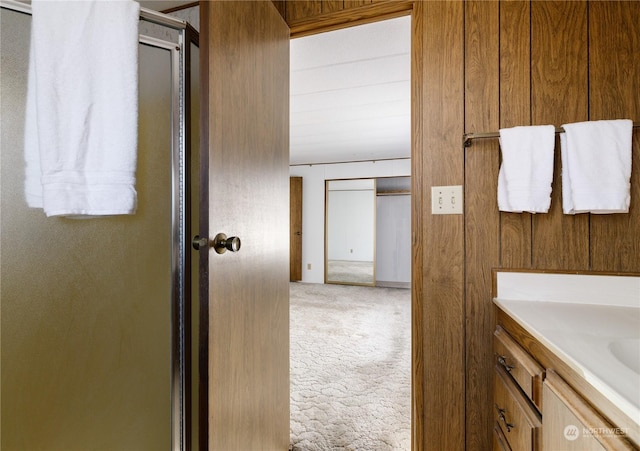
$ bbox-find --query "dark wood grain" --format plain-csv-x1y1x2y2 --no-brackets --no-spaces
344,0,371,9
290,177,303,281
286,0,323,23
321,0,344,14
420,1,466,449
531,0,590,270
589,0,640,272
463,2,500,449
410,4,424,450
499,0,533,269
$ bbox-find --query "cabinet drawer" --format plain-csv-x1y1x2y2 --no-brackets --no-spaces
543,370,636,450
493,421,512,451
495,325,544,411
494,364,542,450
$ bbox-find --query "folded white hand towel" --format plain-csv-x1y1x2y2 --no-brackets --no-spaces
498,125,556,213
560,119,633,214
24,0,140,217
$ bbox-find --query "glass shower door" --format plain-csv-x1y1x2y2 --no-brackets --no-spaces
1,8,178,450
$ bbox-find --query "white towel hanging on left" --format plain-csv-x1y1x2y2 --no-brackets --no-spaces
497,125,556,213
24,0,140,217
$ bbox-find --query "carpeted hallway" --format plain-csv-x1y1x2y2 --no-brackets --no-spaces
290,282,411,450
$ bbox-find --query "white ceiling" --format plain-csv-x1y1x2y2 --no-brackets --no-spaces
290,15,411,165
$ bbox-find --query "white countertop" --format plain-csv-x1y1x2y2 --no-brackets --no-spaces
494,297,640,426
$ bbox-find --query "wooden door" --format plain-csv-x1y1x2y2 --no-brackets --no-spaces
199,2,290,449
290,177,303,281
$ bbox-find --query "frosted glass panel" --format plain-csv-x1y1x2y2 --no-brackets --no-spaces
1,9,172,450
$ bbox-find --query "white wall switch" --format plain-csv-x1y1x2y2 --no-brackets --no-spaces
431,185,463,215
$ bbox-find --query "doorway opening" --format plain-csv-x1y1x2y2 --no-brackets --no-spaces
289,15,412,450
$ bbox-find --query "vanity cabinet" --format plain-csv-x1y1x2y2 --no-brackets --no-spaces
494,421,512,451
493,326,543,450
543,370,635,451
494,364,542,450
494,315,638,451
495,326,544,411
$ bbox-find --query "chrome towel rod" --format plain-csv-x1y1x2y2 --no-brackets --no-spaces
464,122,640,147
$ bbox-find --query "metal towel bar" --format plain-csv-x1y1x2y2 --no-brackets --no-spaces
463,122,640,147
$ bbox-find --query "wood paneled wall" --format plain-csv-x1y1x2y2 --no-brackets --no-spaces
418,2,465,450
465,1,640,450
280,1,640,450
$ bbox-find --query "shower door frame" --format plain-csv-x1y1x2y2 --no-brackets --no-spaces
0,2,195,450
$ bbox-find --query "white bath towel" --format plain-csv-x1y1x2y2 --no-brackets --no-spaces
24,0,140,217
560,119,633,214
498,125,556,213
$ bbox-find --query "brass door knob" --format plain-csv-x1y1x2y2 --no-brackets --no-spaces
212,233,241,254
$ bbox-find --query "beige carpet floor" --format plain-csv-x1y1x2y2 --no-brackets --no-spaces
290,282,411,450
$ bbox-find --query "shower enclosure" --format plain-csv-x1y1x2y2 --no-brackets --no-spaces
0,2,199,450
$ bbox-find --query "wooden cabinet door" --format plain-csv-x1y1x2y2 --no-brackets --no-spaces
290,176,303,281
543,370,635,451
200,2,290,449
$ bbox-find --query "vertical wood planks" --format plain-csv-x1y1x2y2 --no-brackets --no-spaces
419,1,465,449
499,0,532,268
589,1,640,272
464,1,500,450
530,1,590,270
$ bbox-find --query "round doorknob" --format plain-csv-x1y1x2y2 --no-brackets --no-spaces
213,233,241,254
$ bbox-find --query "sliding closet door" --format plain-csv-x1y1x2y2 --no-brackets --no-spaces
1,9,174,449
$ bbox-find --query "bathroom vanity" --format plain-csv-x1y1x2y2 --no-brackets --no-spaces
492,271,640,450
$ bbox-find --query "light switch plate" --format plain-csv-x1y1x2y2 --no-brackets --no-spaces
431,185,463,214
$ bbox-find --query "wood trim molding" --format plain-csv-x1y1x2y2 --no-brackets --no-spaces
410,3,424,449
160,1,199,14
289,0,413,38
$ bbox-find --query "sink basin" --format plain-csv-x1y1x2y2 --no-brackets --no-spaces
609,338,640,375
